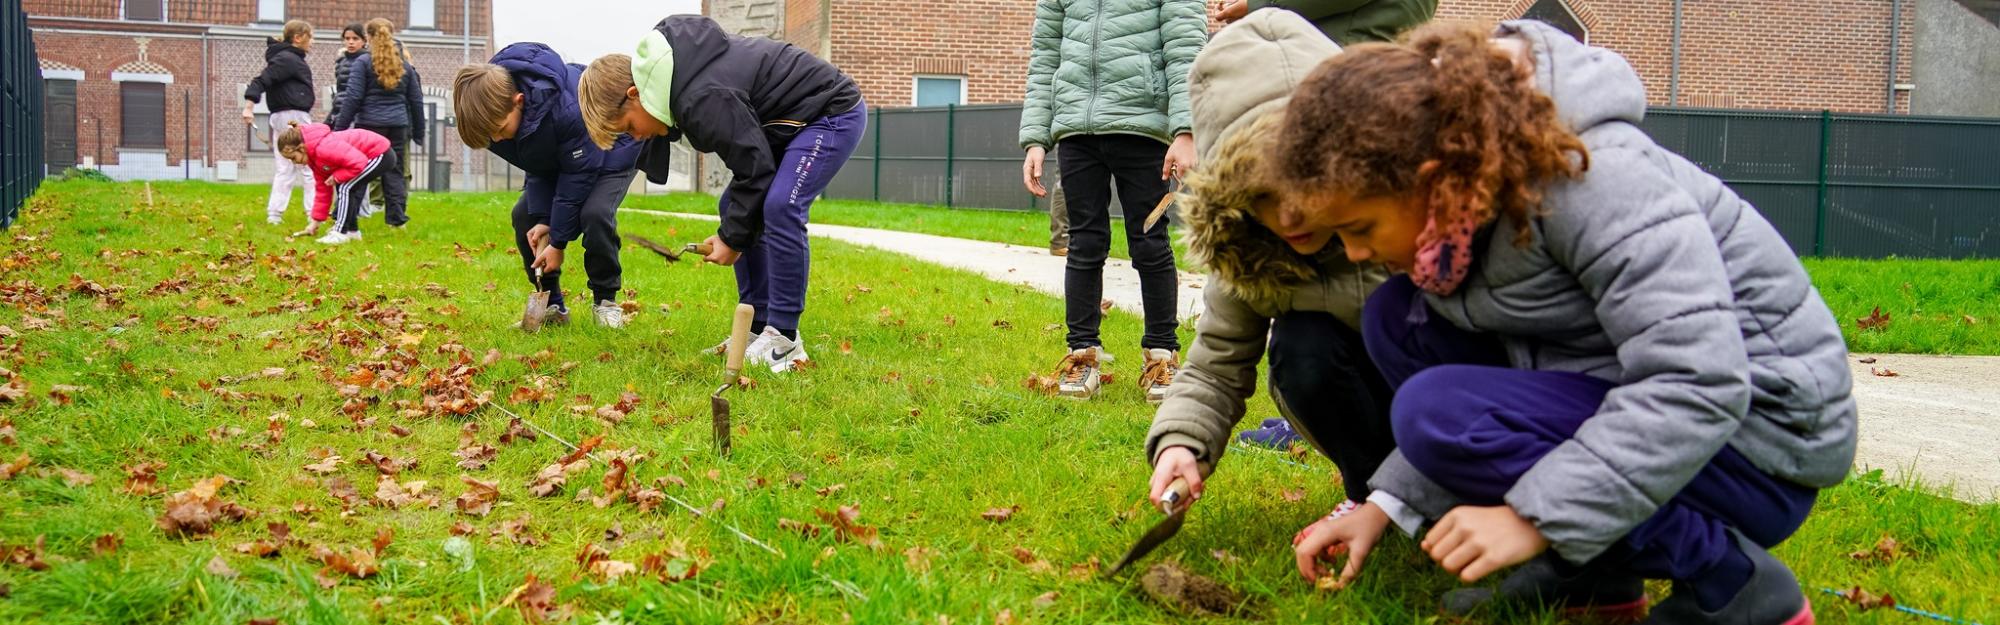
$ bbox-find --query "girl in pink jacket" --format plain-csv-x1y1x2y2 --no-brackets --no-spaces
277,121,406,244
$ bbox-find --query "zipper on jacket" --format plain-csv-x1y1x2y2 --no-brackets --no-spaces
1088,0,1103,132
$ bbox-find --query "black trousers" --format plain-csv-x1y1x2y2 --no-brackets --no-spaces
357,124,411,227
1056,134,1180,351
332,153,404,234
511,169,633,307
1267,310,1397,501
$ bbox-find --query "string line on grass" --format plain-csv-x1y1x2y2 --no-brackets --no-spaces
489,401,870,602
1816,588,1985,625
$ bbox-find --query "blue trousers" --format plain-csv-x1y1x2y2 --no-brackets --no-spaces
731,101,867,331
1360,275,1817,582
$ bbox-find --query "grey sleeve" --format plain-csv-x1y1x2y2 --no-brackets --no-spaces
1504,147,1751,564
1019,0,1063,150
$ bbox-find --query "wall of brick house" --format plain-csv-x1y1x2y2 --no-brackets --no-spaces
824,0,1037,107
24,0,488,36
1438,0,1913,113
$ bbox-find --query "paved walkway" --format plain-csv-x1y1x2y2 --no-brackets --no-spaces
624,209,2000,503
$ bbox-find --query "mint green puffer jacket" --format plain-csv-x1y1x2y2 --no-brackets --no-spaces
1018,0,1208,150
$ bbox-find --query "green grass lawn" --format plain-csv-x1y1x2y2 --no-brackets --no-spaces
0,180,1994,624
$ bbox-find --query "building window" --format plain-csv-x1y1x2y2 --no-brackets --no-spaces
256,0,284,23
914,75,966,107
409,0,437,30
124,0,165,21
121,82,167,149
1520,0,1587,43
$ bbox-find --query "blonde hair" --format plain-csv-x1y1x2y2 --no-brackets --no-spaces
578,54,635,149
280,20,313,45
276,121,309,163
365,18,405,90
453,64,518,149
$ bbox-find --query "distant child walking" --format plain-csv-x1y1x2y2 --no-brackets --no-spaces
1276,22,1856,624
1018,0,1207,403
455,42,642,330
242,19,317,227
278,122,404,245
578,14,866,372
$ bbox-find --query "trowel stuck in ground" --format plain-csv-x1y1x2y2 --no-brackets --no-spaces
711,303,755,456
519,263,551,333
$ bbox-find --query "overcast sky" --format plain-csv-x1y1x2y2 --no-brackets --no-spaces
492,0,701,64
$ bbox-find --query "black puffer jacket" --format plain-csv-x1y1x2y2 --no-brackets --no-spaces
243,38,315,114
327,49,364,122
333,51,425,145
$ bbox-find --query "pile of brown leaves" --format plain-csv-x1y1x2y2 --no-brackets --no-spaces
156,475,251,537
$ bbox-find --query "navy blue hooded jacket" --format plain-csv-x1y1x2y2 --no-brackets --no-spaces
334,51,426,145
484,43,641,249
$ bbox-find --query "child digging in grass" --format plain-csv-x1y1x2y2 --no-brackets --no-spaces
578,14,865,373
1277,22,1856,624
455,42,641,331
278,121,403,246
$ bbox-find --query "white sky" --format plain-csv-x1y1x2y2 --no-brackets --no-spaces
492,0,702,64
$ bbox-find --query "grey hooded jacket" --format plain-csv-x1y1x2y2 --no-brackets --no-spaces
1368,21,1858,564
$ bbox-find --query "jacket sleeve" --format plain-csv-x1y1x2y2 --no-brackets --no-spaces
1161,0,1208,138
1503,147,1750,565
244,55,299,104
1246,0,1378,20
1017,0,1062,151
334,58,367,130
682,89,777,251
404,68,426,145
519,170,557,229
546,128,606,249
327,60,344,121
1144,283,1270,466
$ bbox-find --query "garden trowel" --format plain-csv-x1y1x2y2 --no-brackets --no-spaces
629,234,714,264
1107,477,1193,576
519,262,551,333
1141,178,1185,232
711,303,755,456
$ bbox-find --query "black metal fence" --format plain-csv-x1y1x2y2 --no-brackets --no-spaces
829,104,2000,259
2,1,45,229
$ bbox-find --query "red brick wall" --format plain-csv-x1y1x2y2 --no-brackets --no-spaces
826,0,1036,107
1436,0,1913,113
783,0,824,55
26,1,489,37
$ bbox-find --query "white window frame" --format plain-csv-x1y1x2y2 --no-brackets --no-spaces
911,74,968,107
256,0,284,23
122,0,168,22
111,71,174,85
41,69,85,82
409,0,437,30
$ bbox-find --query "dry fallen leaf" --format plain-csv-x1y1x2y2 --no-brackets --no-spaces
204,555,240,579
982,505,1021,522
502,573,562,623
1837,586,1897,610
1857,306,1891,331
1282,488,1306,503
1871,367,1901,377
57,467,95,488
156,475,251,537
779,518,824,538
1848,535,1905,562
93,533,123,556
1857,357,1878,364
303,455,343,475
0,454,32,480
815,505,884,550
904,546,934,573
457,475,501,517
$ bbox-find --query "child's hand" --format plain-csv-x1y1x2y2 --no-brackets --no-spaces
525,224,551,251
1022,146,1048,197
1423,505,1548,583
1162,134,1196,181
1293,502,1390,588
701,235,741,266
531,246,564,274
1148,446,1205,509
1210,0,1248,24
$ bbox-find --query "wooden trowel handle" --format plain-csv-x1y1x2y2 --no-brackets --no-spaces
685,242,715,257
725,303,755,377
1160,477,1192,515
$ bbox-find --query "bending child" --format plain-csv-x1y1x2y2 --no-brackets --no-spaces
456,42,641,330
578,14,866,372
278,121,404,245
1279,22,1855,624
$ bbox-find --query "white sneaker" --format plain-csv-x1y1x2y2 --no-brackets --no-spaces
1055,347,1112,400
714,327,780,367
1140,348,1181,406
267,215,283,225
592,300,626,329
764,330,809,373
315,231,352,245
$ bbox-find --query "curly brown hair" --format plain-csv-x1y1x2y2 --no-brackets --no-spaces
1272,22,1588,246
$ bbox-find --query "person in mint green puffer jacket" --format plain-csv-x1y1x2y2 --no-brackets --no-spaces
1018,0,1207,404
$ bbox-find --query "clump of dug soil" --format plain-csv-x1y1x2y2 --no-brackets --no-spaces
1139,562,1251,617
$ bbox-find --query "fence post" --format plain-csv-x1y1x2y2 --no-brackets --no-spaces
1812,110,1831,256
944,104,956,208
870,107,881,202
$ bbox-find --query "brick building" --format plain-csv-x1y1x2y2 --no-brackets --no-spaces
708,0,1998,116
27,0,495,186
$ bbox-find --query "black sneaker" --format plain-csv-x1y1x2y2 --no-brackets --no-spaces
1442,554,1648,622
1642,528,1813,625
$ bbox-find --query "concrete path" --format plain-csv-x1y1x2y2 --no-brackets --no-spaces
624,209,2000,503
